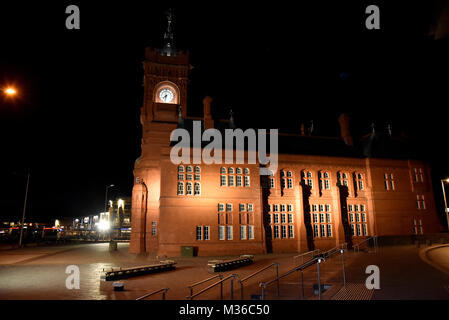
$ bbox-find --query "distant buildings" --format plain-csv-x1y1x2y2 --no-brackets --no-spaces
71,197,131,240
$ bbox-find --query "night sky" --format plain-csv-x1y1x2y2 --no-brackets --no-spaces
0,1,448,222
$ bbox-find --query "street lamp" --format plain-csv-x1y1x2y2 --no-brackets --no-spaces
441,178,449,231
4,87,17,96
18,173,30,248
104,184,115,240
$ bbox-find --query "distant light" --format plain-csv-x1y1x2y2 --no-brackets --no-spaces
446,179,449,183
4,87,16,96
55,219,60,228
98,220,110,231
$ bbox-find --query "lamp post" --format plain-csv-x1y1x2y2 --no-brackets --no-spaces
104,184,114,241
441,179,449,231
18,173,30,248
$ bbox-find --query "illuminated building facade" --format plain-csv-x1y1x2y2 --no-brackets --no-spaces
129,44,442,257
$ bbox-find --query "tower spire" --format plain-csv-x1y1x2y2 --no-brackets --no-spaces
161,8,176,56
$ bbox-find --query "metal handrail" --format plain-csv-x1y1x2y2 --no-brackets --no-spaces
353,235,378,252
136,287,169,300
239,263,279,300
186,274,239,300
259,244,347,300
187,274,223,298
293,249,321,264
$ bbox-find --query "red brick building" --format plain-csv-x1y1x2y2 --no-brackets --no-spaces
129,47,441,256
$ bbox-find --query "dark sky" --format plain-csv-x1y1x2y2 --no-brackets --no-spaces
0,1,448,222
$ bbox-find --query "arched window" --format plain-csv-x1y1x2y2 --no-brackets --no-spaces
244,168,250,175
228,167,234,174
319,171,330,190
220,167,226,174
287,171,292,177
236,168,242,174
177,182,184,195
186,166,193,173
194,182,201,195
178,165,184,173
186,182,193,195
194,166,201,173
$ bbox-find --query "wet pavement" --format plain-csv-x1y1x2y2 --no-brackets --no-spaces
0,242,448,300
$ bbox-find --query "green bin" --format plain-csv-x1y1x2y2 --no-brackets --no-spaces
181,246,194,257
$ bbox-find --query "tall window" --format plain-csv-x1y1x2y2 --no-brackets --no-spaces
203,226,210,240
186,182,193,195
355,173,364,190
248,225,254,239
384,173,395,190
413,168,424,183
268,203,295,239
226,225,233,240
319,171,330,190
196,226,203,240
413,219,423,235
416,195,426,210
337,172,349,187
179,166,200,196
194,182,201,195
240,225,247,240
177,182,184,195
301,170,313,188
348,204,368,236
270,177,275,188
218,225,225,240
311,204,332,238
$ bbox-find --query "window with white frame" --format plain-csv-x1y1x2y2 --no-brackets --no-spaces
348,204,368,236
384,173,395,190
194,182,201,195
218,203,224,212
239,203,245,212
186,166,193,173
247,203,253,212
177,182,184,195
194,166,201,173
355,173,364,190
337,172,349,187
186,182,193,195
240,225,247,239
226,203,232,212
226,225,233,240
270,177,275,188
416,195,426,210
244,175,250,187
218,225,225,240
196,226,202,240
203,226,210,240
319,171,330,190
236,175,242,186
248,225,254,239
311,204,332,238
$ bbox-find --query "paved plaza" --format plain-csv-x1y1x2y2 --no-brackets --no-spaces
0,242,448,300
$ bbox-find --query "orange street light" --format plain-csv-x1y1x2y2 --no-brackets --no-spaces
4,87,17,96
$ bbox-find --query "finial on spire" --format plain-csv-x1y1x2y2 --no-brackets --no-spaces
229,109,236,129
371,123,376,134
161,8,176,56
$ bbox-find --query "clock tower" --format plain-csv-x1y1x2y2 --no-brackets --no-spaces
130,11,191,253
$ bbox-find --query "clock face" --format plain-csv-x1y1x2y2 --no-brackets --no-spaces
159,88,174,103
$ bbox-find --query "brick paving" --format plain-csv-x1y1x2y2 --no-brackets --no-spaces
0,242,448,300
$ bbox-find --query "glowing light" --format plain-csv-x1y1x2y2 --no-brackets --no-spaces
98,220,110,231
4,87,17,96
55,219,60,228
118,199,124,209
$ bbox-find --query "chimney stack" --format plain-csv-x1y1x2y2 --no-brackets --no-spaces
338,113,353,146
203,96,214,129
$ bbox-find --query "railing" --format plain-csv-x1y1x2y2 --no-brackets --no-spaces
293,249,321,264
187,274,223,299
259,243,347,300
186,274,239,300
135,287,169,300
259,257,317,300
239,263,279,300
353,235,378,253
